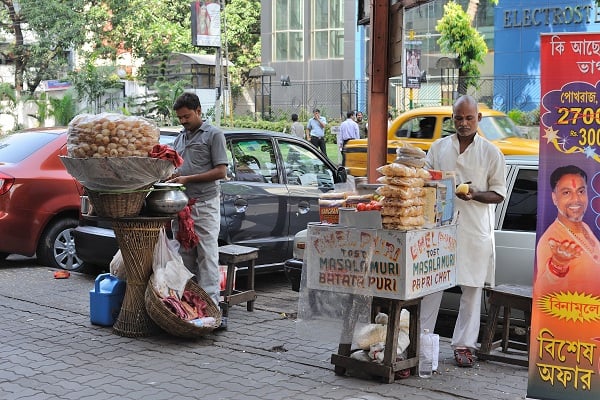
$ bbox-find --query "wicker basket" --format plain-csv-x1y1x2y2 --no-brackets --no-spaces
86,185,152,218
145,278,222,338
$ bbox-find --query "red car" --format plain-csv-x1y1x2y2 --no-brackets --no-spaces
0,128,85,270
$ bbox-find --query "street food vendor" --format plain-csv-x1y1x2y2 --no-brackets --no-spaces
419,95,506,368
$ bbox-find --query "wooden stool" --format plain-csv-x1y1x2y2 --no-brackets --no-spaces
477,284,532,367
218,244,258,317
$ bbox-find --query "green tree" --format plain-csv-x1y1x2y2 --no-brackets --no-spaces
223,0,261,86
0,0,111,96
436,1,487,95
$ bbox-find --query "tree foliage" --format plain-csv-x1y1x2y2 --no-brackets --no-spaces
436,1,488,94
0,0,112,95
223,0,261,86
0,0,262,98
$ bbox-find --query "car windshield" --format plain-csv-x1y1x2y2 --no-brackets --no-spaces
479,116,523,140
0,132,59,163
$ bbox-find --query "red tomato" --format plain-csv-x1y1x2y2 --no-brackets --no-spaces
364,203,374,211
356,203,367,211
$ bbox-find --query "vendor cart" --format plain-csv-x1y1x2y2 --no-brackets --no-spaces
300,222,457,383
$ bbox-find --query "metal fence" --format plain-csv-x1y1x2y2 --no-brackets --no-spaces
250,74,542,122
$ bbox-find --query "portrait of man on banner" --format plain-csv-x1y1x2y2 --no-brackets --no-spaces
191,1,221,48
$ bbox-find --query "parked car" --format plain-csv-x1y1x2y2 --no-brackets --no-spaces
0,128,85,270
284,155,538,317
343,105,539,176
74,128,348,273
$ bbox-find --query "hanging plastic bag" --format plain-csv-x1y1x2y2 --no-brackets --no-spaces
152,227,194,298
109,249,126,281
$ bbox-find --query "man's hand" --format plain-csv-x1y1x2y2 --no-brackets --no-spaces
548,238,582,264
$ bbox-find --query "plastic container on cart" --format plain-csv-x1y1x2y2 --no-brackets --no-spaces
90,273,126,326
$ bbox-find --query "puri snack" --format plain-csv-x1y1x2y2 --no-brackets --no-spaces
67,113,160,158
376,160,430,230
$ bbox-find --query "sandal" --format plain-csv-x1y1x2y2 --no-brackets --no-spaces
394,368,411,379
453,348,474,368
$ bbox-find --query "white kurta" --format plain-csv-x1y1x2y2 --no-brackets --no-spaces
425,134,506,287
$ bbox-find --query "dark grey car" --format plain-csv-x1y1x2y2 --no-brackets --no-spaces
74,128,346,273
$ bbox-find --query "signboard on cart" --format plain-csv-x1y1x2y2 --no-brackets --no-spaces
305,224,457,300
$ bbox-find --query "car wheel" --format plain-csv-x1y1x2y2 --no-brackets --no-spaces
37,217,88,273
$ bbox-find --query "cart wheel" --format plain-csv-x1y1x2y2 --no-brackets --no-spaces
334,366,346,376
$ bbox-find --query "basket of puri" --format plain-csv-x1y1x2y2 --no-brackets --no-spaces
59,113,174,219
145,278,222,338
59,113,178,337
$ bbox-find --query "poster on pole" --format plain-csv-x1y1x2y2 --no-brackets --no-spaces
528,32,600,399
191,1,221,48
403,45,422,89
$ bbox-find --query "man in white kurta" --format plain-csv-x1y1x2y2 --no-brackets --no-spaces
420,95,506,367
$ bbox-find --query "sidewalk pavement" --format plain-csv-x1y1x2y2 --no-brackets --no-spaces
0,261,529,400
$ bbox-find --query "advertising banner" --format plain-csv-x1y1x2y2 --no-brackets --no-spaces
403,43,422,89
528,32,600,399
191,1,221,48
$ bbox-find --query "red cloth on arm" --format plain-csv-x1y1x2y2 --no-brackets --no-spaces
149,144,184,168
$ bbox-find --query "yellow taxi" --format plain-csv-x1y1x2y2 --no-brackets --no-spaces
343,105,539,177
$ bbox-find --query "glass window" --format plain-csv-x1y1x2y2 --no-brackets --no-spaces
441,117,455,137
278,140,334,189
394,116,435,139
312,0,344,59
0,131,59,163
479,116,523,140
502,168,538,232
274,0,304,61
228,139,278,183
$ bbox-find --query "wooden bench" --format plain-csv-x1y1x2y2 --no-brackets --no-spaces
477,284,532,367
218,245,258,317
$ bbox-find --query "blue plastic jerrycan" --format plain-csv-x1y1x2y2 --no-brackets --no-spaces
89,273,126,326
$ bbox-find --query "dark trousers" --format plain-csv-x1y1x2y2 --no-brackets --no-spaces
340,139,350,165
310,136,327,156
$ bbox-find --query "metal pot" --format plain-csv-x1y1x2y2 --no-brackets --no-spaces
145,183,189,215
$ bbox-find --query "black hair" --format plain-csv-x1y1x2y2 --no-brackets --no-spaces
291,113,298,122
173,92,201,110
346,110,355,119
313,108,320,113
550,165,587,190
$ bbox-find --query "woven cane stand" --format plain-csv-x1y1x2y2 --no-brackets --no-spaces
112,217,171,337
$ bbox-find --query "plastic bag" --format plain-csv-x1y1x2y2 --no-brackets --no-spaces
109,249,126,281
152,228,194,298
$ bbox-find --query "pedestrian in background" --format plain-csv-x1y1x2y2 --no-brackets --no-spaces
337,110,360,165
356,111,368,139
419,95,506,368
290,113,305,140
306,108,327,156
168,92,229,328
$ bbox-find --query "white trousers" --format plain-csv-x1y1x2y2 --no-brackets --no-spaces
419,286,482,351
173,195,221,306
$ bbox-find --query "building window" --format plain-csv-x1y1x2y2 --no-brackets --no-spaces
274,0,304,61
312,0,343,59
